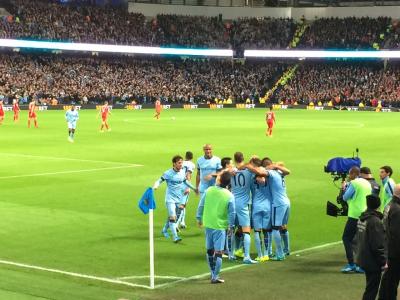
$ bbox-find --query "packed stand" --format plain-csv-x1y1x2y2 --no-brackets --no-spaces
299,17,391,49
154,14,230,48
0,0,292,49
1,1,396,50
0,0,158,45
232,17,296,50
0,53,285,104
2,0,232,47
275,62,400,107
383,20,400,49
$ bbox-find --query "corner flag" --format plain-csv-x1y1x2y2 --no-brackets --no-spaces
138,187,156,214
138,187,156,289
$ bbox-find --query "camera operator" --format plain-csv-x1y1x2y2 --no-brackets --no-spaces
360,167,381,197
341,166,372,273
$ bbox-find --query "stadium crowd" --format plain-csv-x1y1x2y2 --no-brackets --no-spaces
0,53,284,104
1,1,400,106
0,0,295,49
1,1,398,50
298,17,392,49
231,17,296,50
275,62,400,107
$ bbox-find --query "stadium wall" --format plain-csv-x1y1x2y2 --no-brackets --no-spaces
129,2,400,19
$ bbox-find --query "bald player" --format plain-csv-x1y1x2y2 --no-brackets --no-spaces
196,144,222,200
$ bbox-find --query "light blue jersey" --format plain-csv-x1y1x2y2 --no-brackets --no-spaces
231,168,254,208
65,110,79,123
197,156,222,193
251,171,271,213
268,170,290,207
159,168,189,203
180,160,195,205
183,160,195,175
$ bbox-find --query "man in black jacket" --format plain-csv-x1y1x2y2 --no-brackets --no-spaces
360,167,381,197
379,184,400,300
356,194,386,300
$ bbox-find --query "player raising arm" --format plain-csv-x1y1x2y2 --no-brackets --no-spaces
176,151,196,229
153,155,197,243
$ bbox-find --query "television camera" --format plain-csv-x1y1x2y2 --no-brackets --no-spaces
325,149,361,217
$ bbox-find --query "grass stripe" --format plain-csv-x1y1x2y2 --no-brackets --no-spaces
154,240,342,289
0,241,342,290
0,152,140,166
0,165,141,180
0,260,152,290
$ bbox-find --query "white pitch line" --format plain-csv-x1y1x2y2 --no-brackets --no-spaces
0,241,342,290
0,259,152,290
154,240,342,289
0,165,140,180
0,152,139,167
154,265,244,289
117,275,185,280
291,241,342,255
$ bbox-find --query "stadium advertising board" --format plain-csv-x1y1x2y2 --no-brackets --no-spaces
9,104,400,112
236,104,255,109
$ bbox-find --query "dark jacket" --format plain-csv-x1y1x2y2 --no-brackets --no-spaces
356,209,386,272
365,178,380,197
387,196,400,263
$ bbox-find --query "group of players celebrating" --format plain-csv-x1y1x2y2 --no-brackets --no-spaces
153,144,291,283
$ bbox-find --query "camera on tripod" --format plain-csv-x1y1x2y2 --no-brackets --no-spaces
324,149,361,217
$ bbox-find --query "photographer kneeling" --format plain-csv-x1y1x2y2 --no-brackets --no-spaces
341,166,372,273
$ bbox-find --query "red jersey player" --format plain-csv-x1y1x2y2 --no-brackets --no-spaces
99,101,111,132
266,106,276,137
28,99,38,128
154,98,161,120
13,98,20,122
0,99,4,125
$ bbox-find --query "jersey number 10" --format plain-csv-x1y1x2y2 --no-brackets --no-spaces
233,173,246,187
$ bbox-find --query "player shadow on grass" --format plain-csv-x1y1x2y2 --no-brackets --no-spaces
288,253,345,274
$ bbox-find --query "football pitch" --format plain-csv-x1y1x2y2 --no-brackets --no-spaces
0,108,399,300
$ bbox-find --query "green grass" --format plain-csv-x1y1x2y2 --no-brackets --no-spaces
0,108,398,299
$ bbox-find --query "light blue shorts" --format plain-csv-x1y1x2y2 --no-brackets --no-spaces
179,193,189,206
67,121,77,129
272,204,290,227
205,228,226,251
252,210,271,230
166,202,178,218
235,205,250,227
